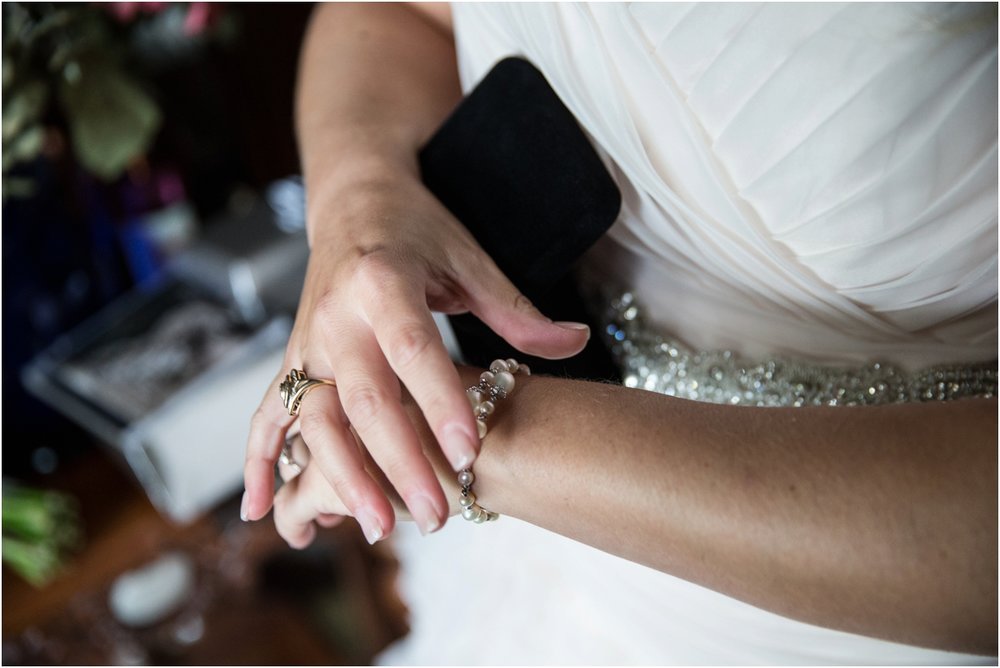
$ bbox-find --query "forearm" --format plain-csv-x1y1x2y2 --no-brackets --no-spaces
295,2,460,239
261,2,596,542
467,368,997,653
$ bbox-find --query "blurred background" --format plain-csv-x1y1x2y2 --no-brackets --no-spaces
3,3,407,664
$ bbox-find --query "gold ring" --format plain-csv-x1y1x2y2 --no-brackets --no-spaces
279,369,336,417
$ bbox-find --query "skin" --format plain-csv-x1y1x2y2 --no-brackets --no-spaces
275,370,998,656
247,2,999,656
242,2,590,542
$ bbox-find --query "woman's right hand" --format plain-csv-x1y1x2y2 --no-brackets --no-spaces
242,167,591,541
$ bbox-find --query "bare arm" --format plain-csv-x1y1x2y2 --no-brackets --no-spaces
295,2,459,230
278,367,997,655
473,372,997,655
262,4,997,655
244,3,589,539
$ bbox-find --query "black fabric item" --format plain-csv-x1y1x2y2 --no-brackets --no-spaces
419,57,621,380
447,273,620,382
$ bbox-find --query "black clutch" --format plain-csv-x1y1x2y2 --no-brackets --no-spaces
419,57,621,379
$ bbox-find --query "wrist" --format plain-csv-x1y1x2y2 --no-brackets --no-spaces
455,363,544,521
302,148,421,246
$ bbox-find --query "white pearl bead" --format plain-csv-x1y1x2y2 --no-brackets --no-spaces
459,493,475,508
479,371,495,386
479,400,495,416
473,509,487,523
457,470,474,487
489,359,509,373
476,419,488,439
505,358,519,372
494,371,515,394
462,506,478,521
520,364,531,376
467,389,484,410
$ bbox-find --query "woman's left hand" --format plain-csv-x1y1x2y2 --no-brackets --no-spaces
273,389,464,549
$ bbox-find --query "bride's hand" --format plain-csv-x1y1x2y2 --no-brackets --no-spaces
272,383,464,549
243,172,590,541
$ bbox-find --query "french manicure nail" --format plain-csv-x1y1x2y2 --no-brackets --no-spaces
240,490,250,522
554,321,590,332
408,493,443,536
444,424,478,472
355,507,384,545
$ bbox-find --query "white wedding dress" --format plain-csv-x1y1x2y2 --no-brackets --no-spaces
379,4,997,664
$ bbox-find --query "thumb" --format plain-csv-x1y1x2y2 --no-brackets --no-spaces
462,260,590,360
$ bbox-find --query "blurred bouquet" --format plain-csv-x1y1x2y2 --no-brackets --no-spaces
2,2,228,199
2,482,82,586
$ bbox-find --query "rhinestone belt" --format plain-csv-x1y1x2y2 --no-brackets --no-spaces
601,292,997,407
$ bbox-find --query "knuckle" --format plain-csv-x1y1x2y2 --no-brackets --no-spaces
428,396,464,432
325,471,364,510
314,291,341,324
341,385,386,430
244,451,266,470
377,448,419,482
298,408,329,440
352,251,399,298
512,292,537,314
249,405,272,431
389,324,435,370
303,457,365,512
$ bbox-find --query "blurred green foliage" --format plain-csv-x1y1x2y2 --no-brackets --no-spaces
2,482,83,587
2,3,162,198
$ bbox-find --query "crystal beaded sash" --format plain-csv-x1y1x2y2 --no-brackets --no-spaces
601,293,997,407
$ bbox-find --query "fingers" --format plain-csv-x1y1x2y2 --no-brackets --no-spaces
253,234,559,544
275,434,347,529
461,255,591,360
243,369,298,521
329,323,450,535
296,381,396,544
274,463,351,549
360,268,480,472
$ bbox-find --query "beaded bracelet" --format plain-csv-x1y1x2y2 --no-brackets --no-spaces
458,358,529,523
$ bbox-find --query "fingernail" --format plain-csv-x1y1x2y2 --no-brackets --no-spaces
355,507,384,545
444,424,479,472
554,321,590,332
408,493,443,536
240,490,250,522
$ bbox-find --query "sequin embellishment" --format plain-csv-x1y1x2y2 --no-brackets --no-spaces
602,293,997,407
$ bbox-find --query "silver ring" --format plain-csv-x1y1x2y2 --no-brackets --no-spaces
279,442,304,476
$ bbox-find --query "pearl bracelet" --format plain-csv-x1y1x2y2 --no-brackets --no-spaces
458,358,529,523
